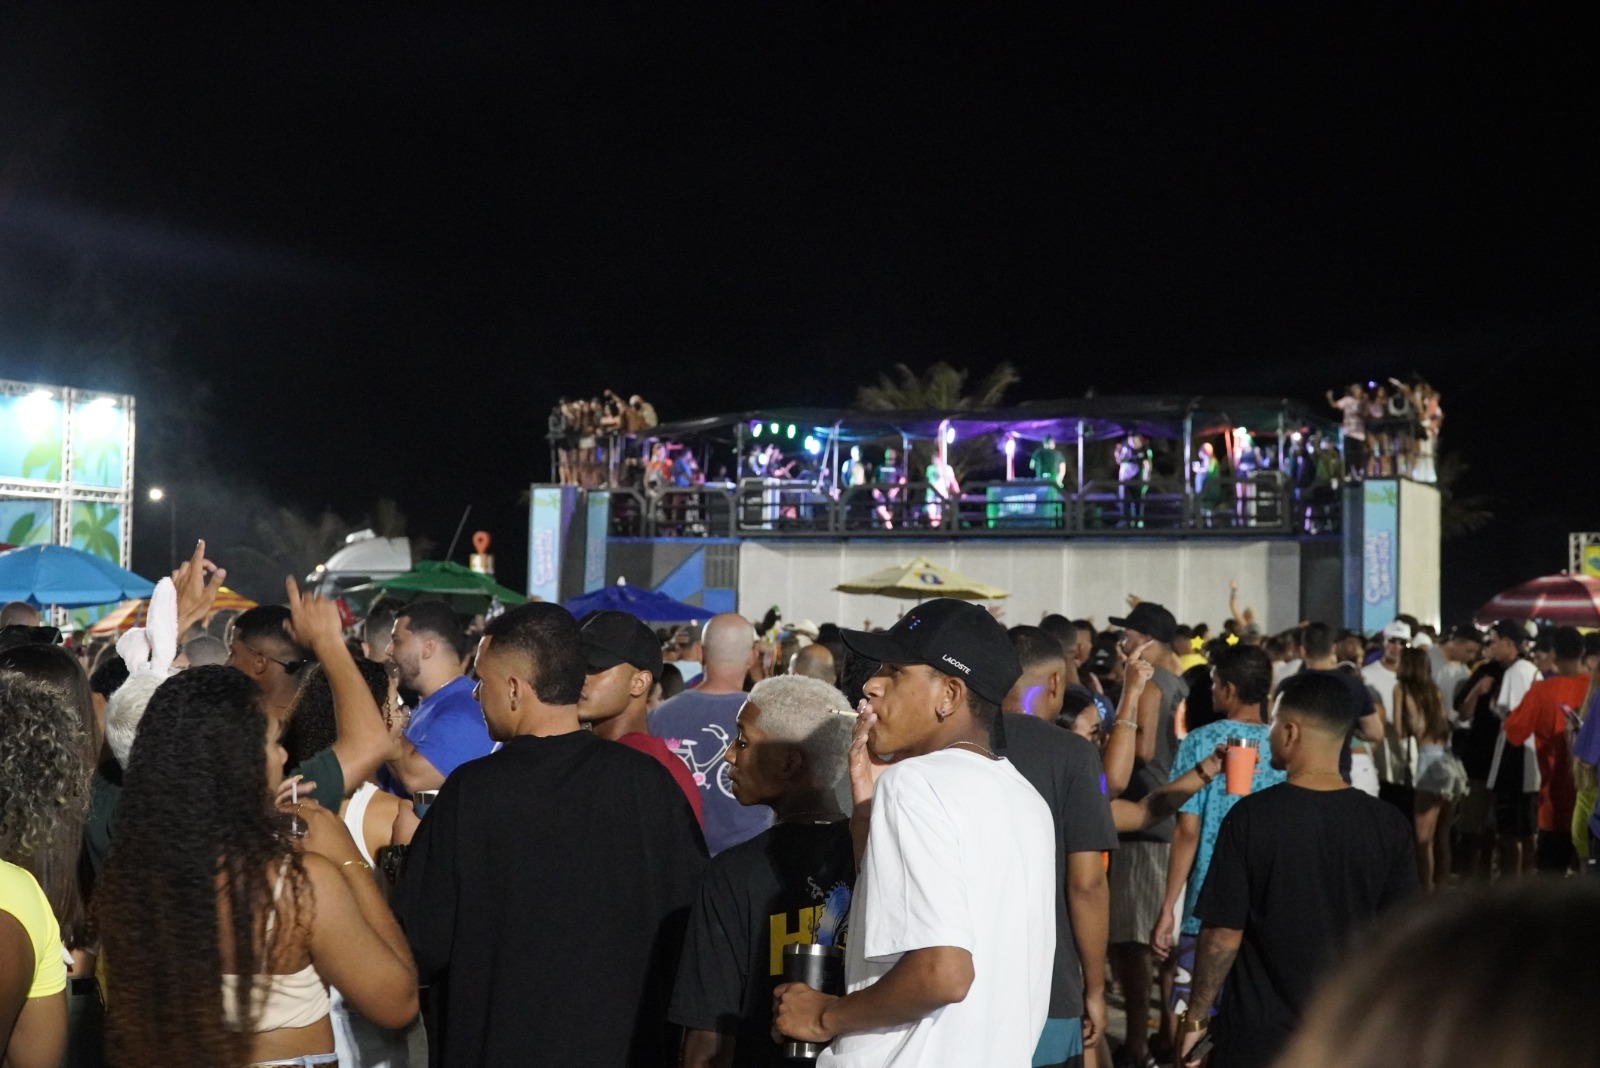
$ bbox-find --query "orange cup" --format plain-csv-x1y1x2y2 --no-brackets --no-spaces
1224,738,1258,796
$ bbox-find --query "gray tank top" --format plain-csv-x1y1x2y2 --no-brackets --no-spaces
1120,665,1189,843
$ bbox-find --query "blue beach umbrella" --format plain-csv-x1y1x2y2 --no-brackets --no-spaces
563,580,716,623
0,544,157,608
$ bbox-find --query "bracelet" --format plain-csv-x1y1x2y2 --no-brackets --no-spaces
1179,1012,1209,1033
1114,719,1139,732
1195,764,1214,785
340,859,373,875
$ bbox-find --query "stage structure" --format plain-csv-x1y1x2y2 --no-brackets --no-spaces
529,396,1437,633
0,379,137,569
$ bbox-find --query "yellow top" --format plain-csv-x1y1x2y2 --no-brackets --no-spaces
0,859,66,999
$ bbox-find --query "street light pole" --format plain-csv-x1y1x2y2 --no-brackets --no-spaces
149,487,176,572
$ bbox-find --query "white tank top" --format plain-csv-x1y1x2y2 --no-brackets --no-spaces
342,782,381,868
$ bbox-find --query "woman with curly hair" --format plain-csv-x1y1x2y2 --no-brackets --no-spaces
283,658,409,865
1,669,91,1068
0,644,94,948
96,666,417,1067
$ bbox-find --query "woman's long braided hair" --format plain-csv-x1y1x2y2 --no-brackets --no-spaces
95,666,309,1067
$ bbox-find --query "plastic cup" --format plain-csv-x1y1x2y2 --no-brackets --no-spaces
413,789,440,817
1224,737,1259,796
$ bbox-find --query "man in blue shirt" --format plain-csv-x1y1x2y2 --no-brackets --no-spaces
384,599,494,793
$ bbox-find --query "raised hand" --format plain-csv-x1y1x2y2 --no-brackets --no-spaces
284,576,346,654
1119,639,1155,691
172,539,225,633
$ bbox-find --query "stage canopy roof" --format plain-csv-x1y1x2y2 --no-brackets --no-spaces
647,395,1333,446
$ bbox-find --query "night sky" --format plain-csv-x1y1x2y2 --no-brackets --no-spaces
1,9,1594,622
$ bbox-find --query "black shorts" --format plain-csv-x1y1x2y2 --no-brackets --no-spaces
1493,791,1537,838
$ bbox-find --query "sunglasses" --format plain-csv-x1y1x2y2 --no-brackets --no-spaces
235,639,308,675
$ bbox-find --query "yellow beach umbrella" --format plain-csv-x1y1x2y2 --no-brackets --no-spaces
835,556,1008,601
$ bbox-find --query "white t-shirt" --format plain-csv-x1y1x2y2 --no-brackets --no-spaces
1361,660,1398,716
1488,659,1542,792
819,750,1056,1068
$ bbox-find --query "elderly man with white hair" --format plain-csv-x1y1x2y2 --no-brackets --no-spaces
671,673,857,1068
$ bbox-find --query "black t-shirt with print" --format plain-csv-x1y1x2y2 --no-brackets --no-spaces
669,821,855,1067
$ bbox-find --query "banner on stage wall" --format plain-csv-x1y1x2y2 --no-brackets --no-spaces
1361,481,1399,634
528,486,576,604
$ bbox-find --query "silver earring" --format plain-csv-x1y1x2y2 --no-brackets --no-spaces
936,709,950,722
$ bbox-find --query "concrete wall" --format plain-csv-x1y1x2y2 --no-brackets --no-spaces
737,538,1307,632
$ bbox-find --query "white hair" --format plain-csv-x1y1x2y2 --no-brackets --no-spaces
747,674,854,792
105,671,168,769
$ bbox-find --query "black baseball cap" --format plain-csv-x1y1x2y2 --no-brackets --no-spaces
1107,602,1177,644
1489,619,1529,644
839,598,1021,705
579,610,663,680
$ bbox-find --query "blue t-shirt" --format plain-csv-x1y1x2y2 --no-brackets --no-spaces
648,690,772,856
1171,719,1286,935
401,675,494,786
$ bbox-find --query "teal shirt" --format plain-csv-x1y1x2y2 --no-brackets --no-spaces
1170,720,1286,935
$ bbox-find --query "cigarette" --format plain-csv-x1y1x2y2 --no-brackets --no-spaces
291,780,298,805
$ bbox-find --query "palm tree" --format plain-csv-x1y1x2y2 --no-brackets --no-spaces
853,362,1021,485
855,361,1019,411
1435,451,1494,538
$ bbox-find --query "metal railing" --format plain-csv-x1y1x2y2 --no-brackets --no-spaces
606,472,1341,538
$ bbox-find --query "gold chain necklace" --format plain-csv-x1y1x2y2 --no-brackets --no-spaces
942,740,998,760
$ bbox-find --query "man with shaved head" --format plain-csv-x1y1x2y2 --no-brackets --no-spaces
790,641,837,683
650,612,772,854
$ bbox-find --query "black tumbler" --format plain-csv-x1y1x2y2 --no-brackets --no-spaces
780,943,845,1060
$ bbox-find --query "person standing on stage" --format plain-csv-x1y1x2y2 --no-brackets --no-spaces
1114,434,1152,527
1030,436,1068,489
773,599,1056,1067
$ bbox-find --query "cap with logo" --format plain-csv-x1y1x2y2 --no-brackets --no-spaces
1107,602,1178,644
838,598,1021,705
578,610,664,681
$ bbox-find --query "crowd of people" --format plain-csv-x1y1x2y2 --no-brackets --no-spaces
3,545,1599,1068
1325,376,1444,482
547,391,660,488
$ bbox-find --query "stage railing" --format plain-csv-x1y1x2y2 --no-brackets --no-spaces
609,471,1337,538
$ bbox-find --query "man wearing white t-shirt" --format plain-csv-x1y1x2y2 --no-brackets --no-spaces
773,598,1057,1068
1361,619,1414,811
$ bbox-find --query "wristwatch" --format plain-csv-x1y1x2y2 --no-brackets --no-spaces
1179,1011,1209,1033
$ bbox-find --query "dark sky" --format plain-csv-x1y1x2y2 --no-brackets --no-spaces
1,9,1594,620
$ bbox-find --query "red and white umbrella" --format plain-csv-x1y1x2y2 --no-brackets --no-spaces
1474,573,1600,627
